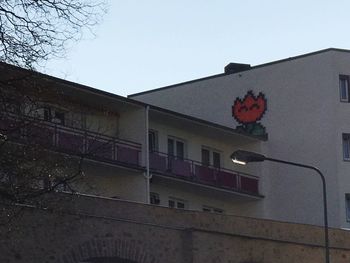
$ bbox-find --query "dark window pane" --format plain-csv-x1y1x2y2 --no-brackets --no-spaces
43,107,51,121
168,138,174,156
168,200,175,208
340,75,349,101
54,111,65,125
176,141,184,159
201,149,210,166
213,152,221,168
177,202,185,209
150,192,160,205
344,134,350,159
346,194,350,221
149,131,156,152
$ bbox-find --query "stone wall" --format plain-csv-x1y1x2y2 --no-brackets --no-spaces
1,193,350,263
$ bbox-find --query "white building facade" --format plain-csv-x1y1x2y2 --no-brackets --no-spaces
130,48,350,228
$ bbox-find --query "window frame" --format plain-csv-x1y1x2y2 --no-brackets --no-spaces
167,136,186,159
168,197,187,209
52,110,65,125
35,105,67,125
201,146,222,168
339,75,350,102
148,130,158,152
150,192,160,205
202,205,224,214
343,133,350,161
213,151,221,168
346,194,350,222
201,148,210,166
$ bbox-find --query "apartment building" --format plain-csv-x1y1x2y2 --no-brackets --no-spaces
4,48,350,229
147,106,264,217
0,64,147,203
0,62,264,221
130,48,350,228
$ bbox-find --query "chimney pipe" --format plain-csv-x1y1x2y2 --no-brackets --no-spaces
224,63,251,74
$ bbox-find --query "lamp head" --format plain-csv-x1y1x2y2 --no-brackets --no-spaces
230,150,266,165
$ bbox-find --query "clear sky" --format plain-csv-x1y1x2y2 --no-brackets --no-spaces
44,0,350,96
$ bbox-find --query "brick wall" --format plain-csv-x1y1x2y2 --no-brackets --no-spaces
1,193,350,263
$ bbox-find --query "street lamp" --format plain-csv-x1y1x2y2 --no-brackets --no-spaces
231,150,330,263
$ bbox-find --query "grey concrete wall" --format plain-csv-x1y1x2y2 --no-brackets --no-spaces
2,193,350,263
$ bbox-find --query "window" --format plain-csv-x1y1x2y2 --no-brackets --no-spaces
213,208,224,213
41,106,51,121
65,112,86,129
150,192,160,205
176,141,184,159
340,75,349,102
213,152,221,168
148,130,158,152
168,137,185,159
343,134,350,160
201,147,221,168
53,111,65,125
168,197,187,209
202,206,211,212
346,194,350,221
36,106,65,125
202,205,224,214
201,148,210,166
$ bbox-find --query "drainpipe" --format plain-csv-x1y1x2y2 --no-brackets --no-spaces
145,105,150,204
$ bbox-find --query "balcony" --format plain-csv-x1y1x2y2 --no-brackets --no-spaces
0,114,142,169
149,151,260,196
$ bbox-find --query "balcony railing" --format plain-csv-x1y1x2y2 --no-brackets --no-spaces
0,114,142,169
149,151,260,196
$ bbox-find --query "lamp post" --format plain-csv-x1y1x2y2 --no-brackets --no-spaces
230,150,330,263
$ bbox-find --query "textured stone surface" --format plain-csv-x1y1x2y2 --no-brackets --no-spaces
1,193,350,263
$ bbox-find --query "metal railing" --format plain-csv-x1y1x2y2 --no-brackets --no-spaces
0,113,259,195
149,151,260,195
0,114,142,168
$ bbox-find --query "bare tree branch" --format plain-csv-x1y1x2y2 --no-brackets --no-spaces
0,0,106,69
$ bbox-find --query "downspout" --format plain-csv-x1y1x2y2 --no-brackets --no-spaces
145,105,150,204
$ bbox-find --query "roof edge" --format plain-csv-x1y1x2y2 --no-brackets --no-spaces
0,61,265,141
128,47,348,97
149,104,268,141
0,61,148,108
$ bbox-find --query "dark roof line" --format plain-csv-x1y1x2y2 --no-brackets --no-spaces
0,61,266,141
0,61,147,108
149,104,268,141
128,48,348,97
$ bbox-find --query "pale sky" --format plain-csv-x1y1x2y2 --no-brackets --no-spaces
44,0,350,96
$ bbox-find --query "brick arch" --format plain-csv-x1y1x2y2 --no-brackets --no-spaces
59,238,158,263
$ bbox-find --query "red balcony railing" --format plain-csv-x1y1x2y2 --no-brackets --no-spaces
0,114,142,168
149,151,260,196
